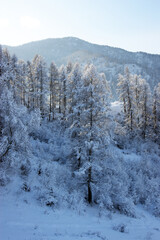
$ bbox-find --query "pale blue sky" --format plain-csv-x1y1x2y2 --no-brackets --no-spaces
0,0,160,53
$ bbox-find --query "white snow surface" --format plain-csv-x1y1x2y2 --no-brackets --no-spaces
110,101,123,116
1,185,160,240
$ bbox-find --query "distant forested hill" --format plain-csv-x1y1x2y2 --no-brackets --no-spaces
4,37,160,97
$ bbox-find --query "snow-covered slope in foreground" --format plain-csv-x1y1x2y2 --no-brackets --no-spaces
1,187,160,240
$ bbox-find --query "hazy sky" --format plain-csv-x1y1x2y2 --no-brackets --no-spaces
0,0,160,54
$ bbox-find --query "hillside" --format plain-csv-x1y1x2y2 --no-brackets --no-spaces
4,37,160,97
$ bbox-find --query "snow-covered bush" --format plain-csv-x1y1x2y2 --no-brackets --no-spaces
92,146,136,217
113,223,129,233
0,167,10,186
126,142,160,216
28,159,86,211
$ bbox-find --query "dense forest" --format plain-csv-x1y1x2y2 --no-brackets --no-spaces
0,45,160,217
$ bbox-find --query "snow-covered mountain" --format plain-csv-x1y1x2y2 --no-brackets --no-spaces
3,37,160,97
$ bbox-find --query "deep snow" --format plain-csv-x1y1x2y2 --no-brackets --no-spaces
1,184,160,240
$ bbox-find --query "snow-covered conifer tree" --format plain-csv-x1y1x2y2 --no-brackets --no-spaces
131,74,141,129
67,63,83,170
0,48,30,171
16,60,27,105
66,61,73,75
67,63,82,126
32,55,48,118
48,62,59,120
59,65,67,121
138,79,152,139
26,61,35,109
75,64,110,204
153,83,160,141
117,67,134,132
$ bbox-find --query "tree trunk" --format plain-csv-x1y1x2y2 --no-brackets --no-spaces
88,166,92,204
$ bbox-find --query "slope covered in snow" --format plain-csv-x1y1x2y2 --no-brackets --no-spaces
1,184,160,240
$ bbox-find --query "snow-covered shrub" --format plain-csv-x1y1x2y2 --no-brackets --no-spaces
0,167,10,186
30,121,71,163
113,223,129,233
126,142,160,216
21,182,31,192
88,146,136,217
29,158,85,211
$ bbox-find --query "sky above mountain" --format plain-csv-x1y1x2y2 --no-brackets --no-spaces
1,0,160,54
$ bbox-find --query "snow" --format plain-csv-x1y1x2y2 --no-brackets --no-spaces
1,186,160,240
110,101,123,116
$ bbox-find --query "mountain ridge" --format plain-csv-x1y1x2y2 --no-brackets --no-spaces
3,37,159,56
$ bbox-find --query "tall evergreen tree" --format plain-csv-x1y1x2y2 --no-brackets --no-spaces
26,61,35,109
118,67,134,131
32,55,48,118
138,79,152,139
153,83,160,141
48,62,59,120
59,65,67,121
67,63,83,170
74,64,110,204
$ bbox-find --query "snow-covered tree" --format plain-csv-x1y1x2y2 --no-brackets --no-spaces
66,61,73,75
10,54,20,101
0,48,31,171
118,69,153,139
74,64,110,204
67,63,82,126
131,74,141,129
138,79,152,139
59,65,67,121
48,62,59,120
117,67,134,132
0,45,4,137
153,83,160,141
67,63,83,170
32,55,48,118
16,60,27,105
26,60,35,109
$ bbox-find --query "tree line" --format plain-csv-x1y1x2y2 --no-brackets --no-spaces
118,67,160,141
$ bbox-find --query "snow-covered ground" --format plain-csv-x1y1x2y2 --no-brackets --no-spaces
1,186,160,240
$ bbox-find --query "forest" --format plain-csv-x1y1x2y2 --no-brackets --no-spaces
0,45,160,218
